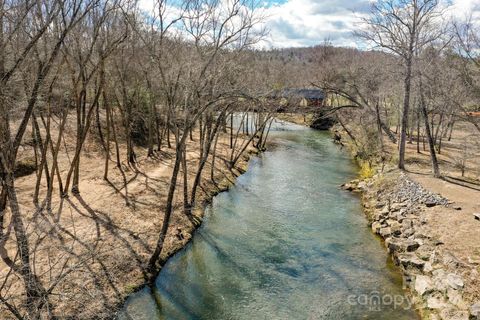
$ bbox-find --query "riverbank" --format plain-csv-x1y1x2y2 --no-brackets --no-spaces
1,130,258,319
334,117,480,319
276,113,480,319
343,170,480,319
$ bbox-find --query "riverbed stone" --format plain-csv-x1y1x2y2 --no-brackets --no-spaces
371,221,382,233
402,227,415,237
443,253,463,268
375,201,385,209
447,289,468,309
470,302,480,319
439,308,469,320
385,218,396,225
391,239,419,252
385,237,400,252
396,252,425,269
379,207,390,216
390,221,402,236
433,269,449,292
446,274,464,290
427,294,449,310
357,181,367,190
424,262,434,273
415,245,434,261
391,202,405,212
414,275,434,295
379,227,392,237
342,183,354,191
402,218,413,228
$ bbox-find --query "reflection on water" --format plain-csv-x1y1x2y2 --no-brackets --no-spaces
119,121,418,320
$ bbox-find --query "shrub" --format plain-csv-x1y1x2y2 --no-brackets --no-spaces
359,162,375,179
15,157,37,177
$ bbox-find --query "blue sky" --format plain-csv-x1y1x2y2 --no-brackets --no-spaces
139,0,480,48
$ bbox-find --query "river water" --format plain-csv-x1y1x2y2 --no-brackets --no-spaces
119,121,418,320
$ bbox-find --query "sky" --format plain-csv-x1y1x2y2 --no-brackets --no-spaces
139,0,480,49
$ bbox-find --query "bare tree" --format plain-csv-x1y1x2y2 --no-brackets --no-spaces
357,0,447,170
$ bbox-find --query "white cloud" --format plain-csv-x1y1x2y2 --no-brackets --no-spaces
257,0,371,48
137,0,480,49
449,0,480,26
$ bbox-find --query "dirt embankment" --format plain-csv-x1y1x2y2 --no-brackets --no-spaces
1,129,258,319
343,170,480,320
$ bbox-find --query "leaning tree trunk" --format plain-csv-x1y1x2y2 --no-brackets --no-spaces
148,142,184,278
399,56,413,170
420,83,440,178
4,172,50,318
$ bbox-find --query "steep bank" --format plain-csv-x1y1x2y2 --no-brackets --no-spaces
343,171,480,320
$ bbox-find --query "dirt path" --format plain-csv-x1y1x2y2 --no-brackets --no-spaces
408,173,480,303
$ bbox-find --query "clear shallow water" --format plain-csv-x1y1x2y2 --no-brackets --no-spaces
119,121,418,320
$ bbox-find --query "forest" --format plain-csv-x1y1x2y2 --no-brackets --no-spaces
1,0,480,319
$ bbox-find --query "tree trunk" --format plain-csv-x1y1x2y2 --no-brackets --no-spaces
420,83,440,178
398,57,413,170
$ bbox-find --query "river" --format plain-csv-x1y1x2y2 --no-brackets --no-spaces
119,120,418,320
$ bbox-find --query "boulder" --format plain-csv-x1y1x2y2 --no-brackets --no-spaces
390,221,402,236
402,218,414,229
396,253,425,270
341,183,354,191
414,275,434,295
415,245,434,261
375,202,385,209
470,302,480,319
402,228,415,237
379,227,392,237
443,253,463,268
433,269,449,292
391,202,406,212
474,213,480,221
379,207,390,216
424,262,434,273
427,294,449,310
439,308,469,320
446,274,464,290
371,221,382,233
357,181,367,191
447,289,468,309
387,238,419,253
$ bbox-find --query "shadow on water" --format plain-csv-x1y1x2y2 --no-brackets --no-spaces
119,122,419,320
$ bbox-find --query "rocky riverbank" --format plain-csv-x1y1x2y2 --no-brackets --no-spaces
342,169,480,320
